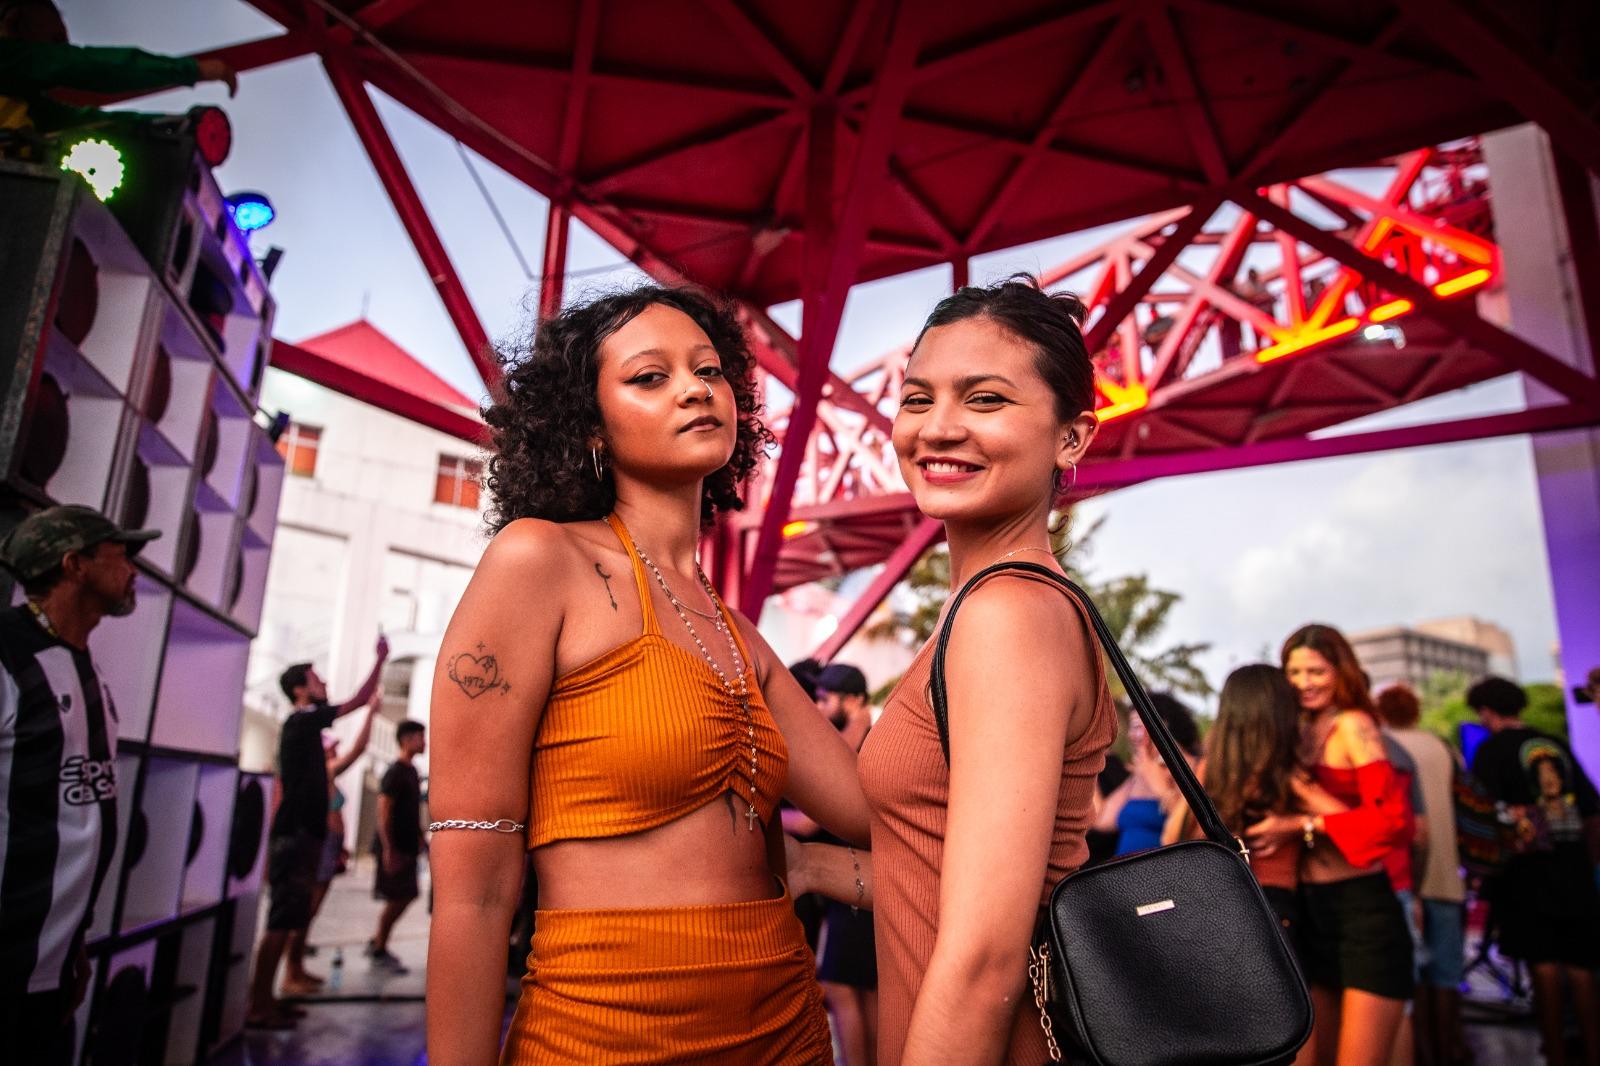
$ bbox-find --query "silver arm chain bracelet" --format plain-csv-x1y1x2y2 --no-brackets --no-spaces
428,818,525,833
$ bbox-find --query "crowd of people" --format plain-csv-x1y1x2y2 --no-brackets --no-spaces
245,647,431,1030
3,273,1599,1066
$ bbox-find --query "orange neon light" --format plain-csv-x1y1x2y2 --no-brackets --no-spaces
1255,318,1360,363
1368,299,1413,322
1433,268,1493,297
781,520,812,538
1094,381,1149,422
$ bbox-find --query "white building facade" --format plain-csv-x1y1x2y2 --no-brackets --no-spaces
242,321,489,847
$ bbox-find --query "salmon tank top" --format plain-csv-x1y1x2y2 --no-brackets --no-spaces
525,514,789,849
859,572,1117,1066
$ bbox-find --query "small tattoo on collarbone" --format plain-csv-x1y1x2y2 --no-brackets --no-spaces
595,562,618,611
447,647,512,699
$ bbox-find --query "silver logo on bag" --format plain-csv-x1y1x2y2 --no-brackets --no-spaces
1135,899,1176,917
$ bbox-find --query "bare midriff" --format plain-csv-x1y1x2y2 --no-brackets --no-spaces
533,798,781,909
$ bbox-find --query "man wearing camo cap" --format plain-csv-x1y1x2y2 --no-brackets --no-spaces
0,504,157,1064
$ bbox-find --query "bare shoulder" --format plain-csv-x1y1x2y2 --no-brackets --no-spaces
1331,709,1386,763
471,518,588,587
1331,709,1381,738
449,520,587,633
949,573,1084,653
726,607,776,683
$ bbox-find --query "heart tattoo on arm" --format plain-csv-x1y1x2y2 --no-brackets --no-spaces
447,642,512,699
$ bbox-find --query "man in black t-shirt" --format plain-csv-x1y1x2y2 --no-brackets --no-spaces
1468,676,1600,1063
368,720,425,972
246,636,388,1028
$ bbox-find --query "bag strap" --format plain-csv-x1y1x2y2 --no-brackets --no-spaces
929,560,1241,854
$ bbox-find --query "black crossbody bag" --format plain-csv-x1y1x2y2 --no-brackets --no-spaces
931,561,1313,1066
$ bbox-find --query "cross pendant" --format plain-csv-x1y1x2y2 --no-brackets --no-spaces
745,804,759,831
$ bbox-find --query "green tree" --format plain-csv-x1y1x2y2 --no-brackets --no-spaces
1522,683,1569,742
1417,672,1568,746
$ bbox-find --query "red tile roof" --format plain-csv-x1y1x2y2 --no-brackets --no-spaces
291,319,478,413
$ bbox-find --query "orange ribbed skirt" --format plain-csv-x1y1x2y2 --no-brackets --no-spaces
499,894,834,1065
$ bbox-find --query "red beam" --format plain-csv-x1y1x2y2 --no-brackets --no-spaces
322,58,498,390
540,200,571,321
821,0,882,97
1078,403,1600,488
812,517,944,662
739,307,893,435
270,338,485,443
838,3,1118,104
558,0,601,176
1395,0,1600,177
699,0,814,100
966,16,1134,249
1143,5,1231,184
1241,191,1600,407
1081,203,1215,355
742,1,923,617
353,0,436,28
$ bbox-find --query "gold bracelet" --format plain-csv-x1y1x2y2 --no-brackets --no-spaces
847,846,865,915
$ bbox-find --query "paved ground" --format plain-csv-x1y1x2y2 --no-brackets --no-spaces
210,856,435,1066
208,861,1554,1065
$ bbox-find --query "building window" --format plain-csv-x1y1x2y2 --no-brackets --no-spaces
434,454,483,509
275,422,321,477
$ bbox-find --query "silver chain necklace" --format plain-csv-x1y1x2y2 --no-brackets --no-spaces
633,542,764,831
991,545,1056,566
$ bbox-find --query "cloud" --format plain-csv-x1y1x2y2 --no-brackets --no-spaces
1078,437,1560,689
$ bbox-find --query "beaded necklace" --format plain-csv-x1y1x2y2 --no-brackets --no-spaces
633,542,763,832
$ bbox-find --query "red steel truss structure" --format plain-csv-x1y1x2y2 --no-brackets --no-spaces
129,0,1599,637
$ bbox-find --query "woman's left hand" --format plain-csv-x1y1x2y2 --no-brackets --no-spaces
1244,813,1302,857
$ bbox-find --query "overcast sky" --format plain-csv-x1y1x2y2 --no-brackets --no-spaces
65,0,1563,691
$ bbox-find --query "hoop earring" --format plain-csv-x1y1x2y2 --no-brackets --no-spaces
1057,460,1077,495
591,446,605,482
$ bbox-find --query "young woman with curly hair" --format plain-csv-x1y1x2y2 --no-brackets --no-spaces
1247,624,1413,1066
424,286,868,1065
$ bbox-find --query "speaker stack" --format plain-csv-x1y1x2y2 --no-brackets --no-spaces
1,144,283,1063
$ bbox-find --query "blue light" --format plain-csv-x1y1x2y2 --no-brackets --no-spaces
226,191,275,232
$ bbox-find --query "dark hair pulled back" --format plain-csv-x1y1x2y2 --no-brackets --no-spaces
913,273,1095,420
483,285,771,533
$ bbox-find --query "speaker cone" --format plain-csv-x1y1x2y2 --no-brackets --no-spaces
227,778,265,881
144,346,172,423
56,237,99,347
20,372,68,486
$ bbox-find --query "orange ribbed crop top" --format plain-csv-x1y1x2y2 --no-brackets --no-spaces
525,514,789,849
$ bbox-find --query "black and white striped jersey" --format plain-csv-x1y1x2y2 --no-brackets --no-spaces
0,604,119,996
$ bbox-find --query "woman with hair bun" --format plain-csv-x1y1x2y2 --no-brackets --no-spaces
424,285,867,1065
788,276,1117,1064
1248,623,1412,1066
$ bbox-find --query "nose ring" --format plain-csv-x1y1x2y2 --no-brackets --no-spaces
702,379,714,400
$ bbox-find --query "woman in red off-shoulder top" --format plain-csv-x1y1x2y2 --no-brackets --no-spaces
1247,624,1413,1066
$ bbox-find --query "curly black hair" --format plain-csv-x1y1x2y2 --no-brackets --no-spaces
483,285,772,533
